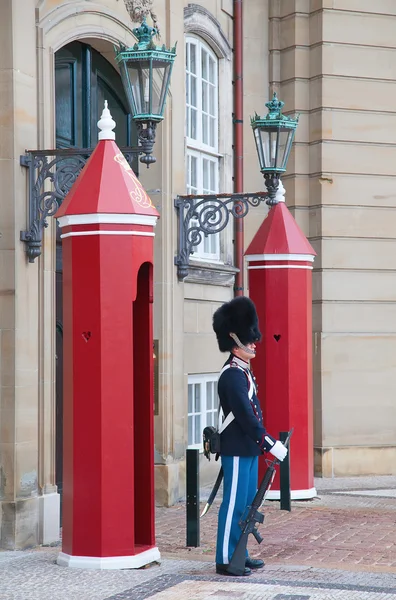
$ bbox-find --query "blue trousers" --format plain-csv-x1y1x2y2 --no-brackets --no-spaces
216,455,258,565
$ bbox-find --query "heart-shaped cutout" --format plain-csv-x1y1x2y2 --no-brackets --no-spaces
274,334,281,342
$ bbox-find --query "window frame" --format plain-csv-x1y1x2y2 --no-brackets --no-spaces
186,35,221,262
186,148,220,260
187,373,219,450
186,35,219,154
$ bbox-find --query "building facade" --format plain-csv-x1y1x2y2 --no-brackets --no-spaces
0,0,395,550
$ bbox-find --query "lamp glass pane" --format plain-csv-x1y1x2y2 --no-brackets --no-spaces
120,61,138,116
284,128,295,169
253,123,295,172
125,60,150,116
276,128,293,170
153,60,171,116
254,128,265,169
262,130,271,168
269,131,277,167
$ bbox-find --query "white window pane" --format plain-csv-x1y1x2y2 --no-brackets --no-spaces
190,108,197,139
210,118,215,148
186,38,218,148
187,376,218,445
209,56,215,84
190,43,196,74
202,81,208,113
209,85,215,116
201,48,208,80
190,76,197,108
190,156,197,188
188,415,193,445
202,159,209,190
206,381,213,409
194,384,201,412
188,384,193,413
187,154,191,184
206,231,219,255
194,414,201,444
210,160,216,191
202,114,208,145
204,235,210,254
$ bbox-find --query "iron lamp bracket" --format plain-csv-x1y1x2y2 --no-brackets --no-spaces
174,191,268,281
20,146,141,263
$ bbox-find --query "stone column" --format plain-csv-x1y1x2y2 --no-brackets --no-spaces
0,0,43,549
145,1,188,506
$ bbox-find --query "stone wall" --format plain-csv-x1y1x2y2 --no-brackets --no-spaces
269,0,396,477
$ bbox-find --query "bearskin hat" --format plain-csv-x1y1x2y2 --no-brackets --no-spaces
212,296,261,353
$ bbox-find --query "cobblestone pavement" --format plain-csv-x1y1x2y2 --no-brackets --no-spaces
1,552,396,600
157,475,396,571
0,476,396,599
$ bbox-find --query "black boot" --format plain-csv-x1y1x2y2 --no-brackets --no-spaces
245,556,265,569
216,563,252,576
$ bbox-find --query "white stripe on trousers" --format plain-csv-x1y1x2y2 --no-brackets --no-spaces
222,456,239,564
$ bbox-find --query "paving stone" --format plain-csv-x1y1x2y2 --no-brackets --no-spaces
273,595,311,600
0,476,396,599
105,577,396,599
332,490,396,499
156,491,396,571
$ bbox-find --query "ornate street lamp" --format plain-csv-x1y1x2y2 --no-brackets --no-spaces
115,19,177,165
251,93,299,205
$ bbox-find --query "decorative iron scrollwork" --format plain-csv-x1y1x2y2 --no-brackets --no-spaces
20,147,141,263
174,191,268,281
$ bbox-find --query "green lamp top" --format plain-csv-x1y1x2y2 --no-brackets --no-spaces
115,18,177,63
132,18,157,48
251,92,299,129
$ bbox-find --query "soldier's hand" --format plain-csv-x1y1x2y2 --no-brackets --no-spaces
269,440,288,461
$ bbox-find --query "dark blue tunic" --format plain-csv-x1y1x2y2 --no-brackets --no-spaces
218,354,276,456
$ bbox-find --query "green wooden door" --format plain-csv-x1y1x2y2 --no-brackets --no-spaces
55,41,134,148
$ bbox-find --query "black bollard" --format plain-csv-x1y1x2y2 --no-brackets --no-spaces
186,448,200,546
279,431,291,512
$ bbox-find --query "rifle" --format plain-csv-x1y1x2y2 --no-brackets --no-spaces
227,428,293,576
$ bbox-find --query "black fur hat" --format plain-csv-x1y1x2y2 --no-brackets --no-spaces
212,296,261,353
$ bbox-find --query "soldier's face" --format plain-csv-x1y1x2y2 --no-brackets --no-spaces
234,342,256,361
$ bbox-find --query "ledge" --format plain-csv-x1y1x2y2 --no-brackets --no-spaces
184,260,239,286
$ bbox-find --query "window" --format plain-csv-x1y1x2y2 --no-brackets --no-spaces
186,38,218,149
188,374,218,448
186,36,220,260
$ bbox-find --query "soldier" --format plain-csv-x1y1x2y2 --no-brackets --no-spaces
212,296,288,577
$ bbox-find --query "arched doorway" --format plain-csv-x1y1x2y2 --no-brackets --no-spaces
55,41,136,503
